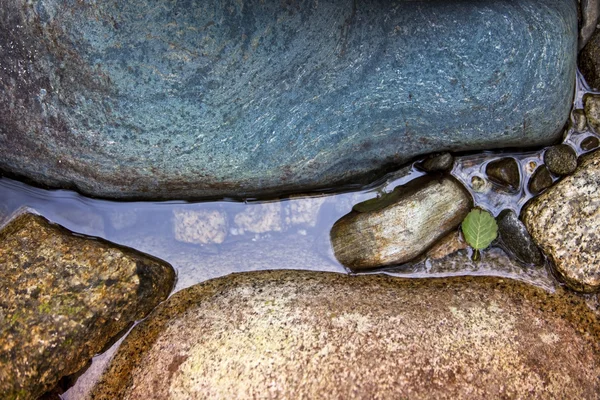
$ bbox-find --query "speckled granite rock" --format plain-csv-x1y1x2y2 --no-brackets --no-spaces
0,213,175,399
523,150,600,292
0,0,577,200
331,176,472,270
89,271,600,399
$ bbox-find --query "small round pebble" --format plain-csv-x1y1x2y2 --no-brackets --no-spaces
581,136,600,151
544,144,577,176
528,165,553,195
470,176,488,193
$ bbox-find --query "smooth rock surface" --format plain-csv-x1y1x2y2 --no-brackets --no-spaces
524,150,600,292
0,0,577,200
416,152,454,173
330,176,472,270
89,270,600,399
584,93,600,133
485,157,521,191
496,209,543,266
0,213,175,399
580,28,600,88
528,165,554,194
581,136,600,151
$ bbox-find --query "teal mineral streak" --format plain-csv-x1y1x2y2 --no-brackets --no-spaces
0,0,577,199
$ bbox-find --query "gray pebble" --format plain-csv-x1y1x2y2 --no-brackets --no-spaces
496,209,543,266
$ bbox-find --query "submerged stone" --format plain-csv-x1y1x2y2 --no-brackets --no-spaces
528,165,554,195
0,0,577,200
581,135,600,151
330,176,472,270
496,209,543,266
0,213,175,399
485,157,521,191
523,150,600,292
89,271,600,399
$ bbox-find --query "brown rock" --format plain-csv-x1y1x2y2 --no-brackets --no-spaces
523,150,600,292
0,213,175,399
544,144,578,176
485,157,521,190
173,208,228,245
528,165,554,195
330,176,472,270
89,271,600,399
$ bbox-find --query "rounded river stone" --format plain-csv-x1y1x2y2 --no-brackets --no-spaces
88,270,600,399
0,0,577,200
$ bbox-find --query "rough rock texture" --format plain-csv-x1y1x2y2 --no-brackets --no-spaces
485,157,521,191
173,208,228,245
579,0,600,49
0,0,577,200
544,144,578,176
330,176,472,270
528,165,554,194
584,93,600,132
89,271,600,399
496,209,543,266
523,150,600,292
580,27,600,89
0,213,175,399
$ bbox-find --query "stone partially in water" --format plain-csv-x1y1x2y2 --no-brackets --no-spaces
544,144,578,176
416,152,454,173
581,136,600,151
523,150,600,292
0,213,175,399
0,0,577,200
330,176,472,270
528,165,554,195
89,271,600,399
584,94,600,132
496,209,543,266
485,157,521,191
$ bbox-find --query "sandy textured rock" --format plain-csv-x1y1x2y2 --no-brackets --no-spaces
0,213,175,399
330,176,472,270
523,150,600,292
173,209,228,245
284,196,327,229
89,270,600,400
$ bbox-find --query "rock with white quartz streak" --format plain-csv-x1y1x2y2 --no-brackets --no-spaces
330,176,472,271
523,150,600,292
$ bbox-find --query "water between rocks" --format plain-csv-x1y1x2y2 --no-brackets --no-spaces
0,72,598,398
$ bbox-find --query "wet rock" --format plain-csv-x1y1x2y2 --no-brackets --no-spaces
580,29,600,89
584,94,600,132
283,196,326,229
330,176,472,270
581,0,600,49
523,150,600,292
496,209,543,266
528,165,554,195
233,203,282,235
572,109,588,132
0,213,175,399
173,209,228,245
485,157,521,191
89,270,600,399
423,230,468,261
0,0,577,200
544,144,578,176
416,152,454,172
581,135,600,151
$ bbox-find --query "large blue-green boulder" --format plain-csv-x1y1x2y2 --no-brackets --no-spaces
0,0,577,199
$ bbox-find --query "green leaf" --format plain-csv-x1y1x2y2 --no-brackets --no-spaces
461,208,498,250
